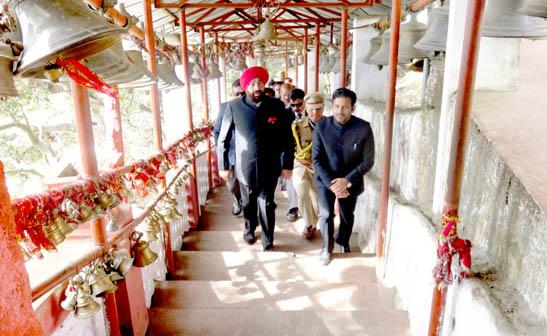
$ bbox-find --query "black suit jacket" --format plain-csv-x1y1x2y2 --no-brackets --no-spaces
218,95,294,189
312,115,375,196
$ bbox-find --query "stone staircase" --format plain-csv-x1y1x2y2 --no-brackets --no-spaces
147,187,410,335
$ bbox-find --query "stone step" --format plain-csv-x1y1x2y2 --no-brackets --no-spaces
152,280,396,311
147,308,410,336
182,230,361,255
173,251,377,283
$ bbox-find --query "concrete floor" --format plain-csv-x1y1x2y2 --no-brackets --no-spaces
146,186,410,335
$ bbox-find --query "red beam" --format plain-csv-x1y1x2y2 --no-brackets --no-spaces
304,28,308,92
158,1,375,8
314,22,320,92
194,17,339,26
339,8,348,87
199,27,213,192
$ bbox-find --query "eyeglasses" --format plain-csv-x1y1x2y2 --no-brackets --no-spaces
289,102,303,108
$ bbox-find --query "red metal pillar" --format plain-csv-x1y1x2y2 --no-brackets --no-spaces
304,28,308,93
143,0,175,278
285,40,289,79
428,1,486,335
340,8,349,88
200,27,213,192
143,0,163,152
70,80,121,336
314,22,320,92
213,33,222,187
294,42,299,88
376,0,402,260
180,9,200,228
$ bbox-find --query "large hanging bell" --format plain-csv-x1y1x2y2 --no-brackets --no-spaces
121,50,157,89
88,264,117,297
131,232,158,267
207,60,222,79
415,2,450,53
55,215,77,236
253,18,277,41
140,218,160,242
0,43,18,99
231,55,248,71
74,285,101,319
519,0,547,17
482,0,547,38
370,14,428,66
362,31,383,65
10,0,124,78
190,63,203,81
318,53,331,73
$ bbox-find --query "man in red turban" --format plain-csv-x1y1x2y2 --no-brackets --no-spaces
218,66,295,251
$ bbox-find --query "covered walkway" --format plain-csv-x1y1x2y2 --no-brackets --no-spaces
147,187,410,335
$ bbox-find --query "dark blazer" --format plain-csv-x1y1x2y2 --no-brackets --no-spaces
312,115,375,196
218,95,294,188
214,102,235,166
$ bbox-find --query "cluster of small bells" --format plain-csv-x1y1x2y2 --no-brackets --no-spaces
60,169,191,318
61,247,133,319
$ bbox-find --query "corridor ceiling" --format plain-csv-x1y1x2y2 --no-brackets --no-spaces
119,0,396,44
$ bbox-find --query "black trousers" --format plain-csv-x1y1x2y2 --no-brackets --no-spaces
239,178,278,247
317,186,358,252
226,165,241,205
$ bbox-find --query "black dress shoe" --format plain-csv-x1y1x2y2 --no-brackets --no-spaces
243,232,256,245
339,244,351,253
286,207,299,222
263,243,273,251
231,202,242,216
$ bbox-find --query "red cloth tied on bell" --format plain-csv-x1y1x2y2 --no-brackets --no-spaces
57,58,118,99
239,66,269,90
432,213,472,288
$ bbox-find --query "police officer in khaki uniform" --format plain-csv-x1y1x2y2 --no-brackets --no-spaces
291,93,325,239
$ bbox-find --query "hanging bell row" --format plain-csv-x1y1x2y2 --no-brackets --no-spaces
482,0,547,38
0,4,19,99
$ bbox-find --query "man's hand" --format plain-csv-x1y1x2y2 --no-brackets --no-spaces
335,189,350,199
281,169,292,179
219,170,232,181
330,178,350,195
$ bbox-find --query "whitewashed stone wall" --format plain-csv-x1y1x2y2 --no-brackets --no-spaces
351,3,546,334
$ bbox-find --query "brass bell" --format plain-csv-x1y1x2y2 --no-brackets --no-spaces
254,42,266,57
131,232,158,267
112,248,133,275
207,60,222,80
55,215,77,235
121,50,157,89
74,285,101,319
415,2,450,53
0,43,18,99
108,270,124,283
60,279,79,311
10,0,124,78
190,63,203,81
43,220,66,245
81,43,133,85
231,55,248,71
140,221,160,242
106,217,119,232
253,18,277,41
332,46,352,73
88,263,117,297
362,30,384,65
519,0,547,18
371,14,428,66
482,0,547,38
